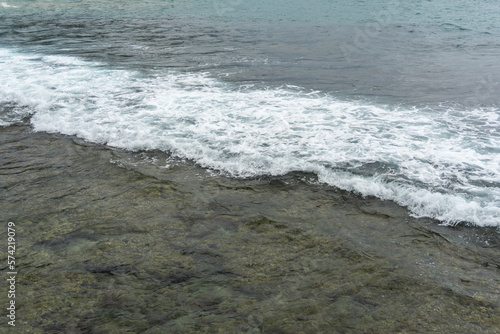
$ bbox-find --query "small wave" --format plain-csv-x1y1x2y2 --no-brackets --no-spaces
1,48,499,227
440,23,471,32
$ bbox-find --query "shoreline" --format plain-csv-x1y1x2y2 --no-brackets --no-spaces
1,124,499,333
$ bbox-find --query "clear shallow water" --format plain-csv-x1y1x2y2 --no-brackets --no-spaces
1,0,499,226
1,124,500,333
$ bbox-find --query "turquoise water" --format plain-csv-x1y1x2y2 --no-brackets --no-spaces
6,0,498,27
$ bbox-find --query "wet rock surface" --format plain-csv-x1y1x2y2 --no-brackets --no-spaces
1,124,499,333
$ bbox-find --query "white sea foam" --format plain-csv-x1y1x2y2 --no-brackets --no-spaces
1,48,499,226
1,2,18,8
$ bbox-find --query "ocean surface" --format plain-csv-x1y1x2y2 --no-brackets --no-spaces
1,0,499,227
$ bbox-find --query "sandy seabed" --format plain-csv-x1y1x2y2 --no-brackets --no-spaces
1,123,499,333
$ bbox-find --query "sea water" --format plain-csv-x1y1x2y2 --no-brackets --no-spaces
1,0,499,226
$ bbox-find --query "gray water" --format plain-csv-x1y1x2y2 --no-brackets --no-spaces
2,0,499,106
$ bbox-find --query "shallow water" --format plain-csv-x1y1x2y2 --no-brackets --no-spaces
1,123,499,333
